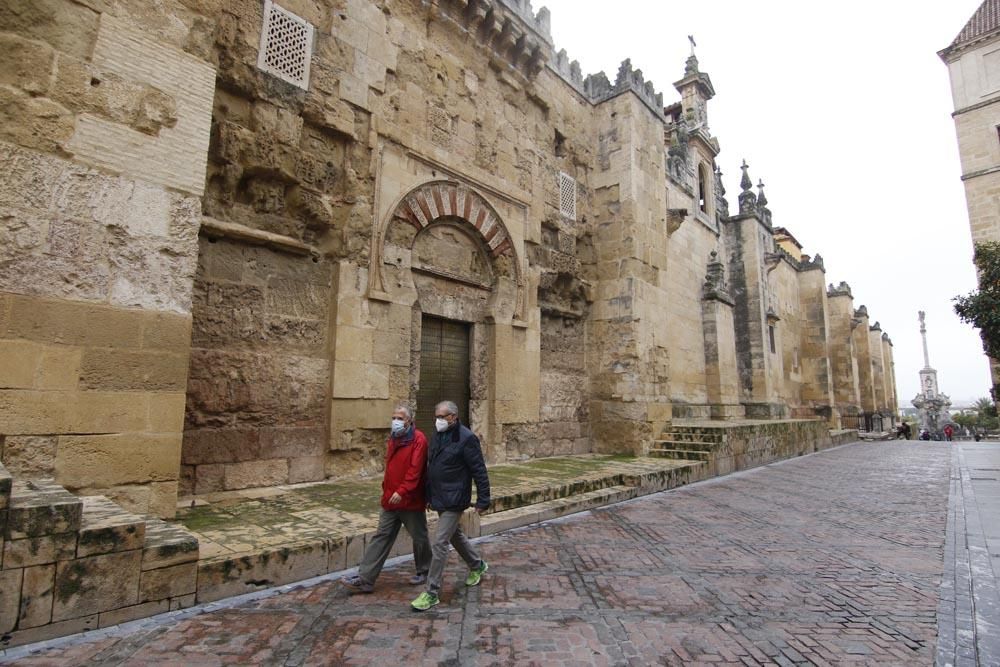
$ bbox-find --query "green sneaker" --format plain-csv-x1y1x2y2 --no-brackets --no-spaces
410,591,439,611
465,560,488,586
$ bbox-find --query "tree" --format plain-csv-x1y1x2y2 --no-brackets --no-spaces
954,241,1000,399
974,396,997,418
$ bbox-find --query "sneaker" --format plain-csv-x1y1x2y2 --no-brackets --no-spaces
410,591,439,611
409,573,427,586
341,575,374,594
465,560,488,587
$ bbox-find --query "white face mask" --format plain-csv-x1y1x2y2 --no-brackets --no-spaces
390,418,406,435
435,418,449,433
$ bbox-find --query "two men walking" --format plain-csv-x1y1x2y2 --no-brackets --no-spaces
342,401,491,611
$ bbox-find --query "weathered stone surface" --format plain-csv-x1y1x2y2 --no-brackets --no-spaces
223,459,289,491
185,350,328,429
0,86,74,155
139,562,197,602
52,550,141,622
0,0,99,60
7,480,82,539
182,429,261,466
288,456,326,484
141,518,198,571
3,533,76,569
97,599,170,628
196,541,330,603
1,612,97,649
18,563,55,628
76,496,145,558
0,464,11,510
0,567,23,633
0,33,55,95
55,434,181,488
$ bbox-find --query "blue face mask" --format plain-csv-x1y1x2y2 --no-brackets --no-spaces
391,418,407,436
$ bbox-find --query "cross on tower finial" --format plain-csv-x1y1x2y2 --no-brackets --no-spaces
685,36,700,75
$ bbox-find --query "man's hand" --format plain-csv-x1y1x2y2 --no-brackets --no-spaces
388,492,402,505
475,506,486,515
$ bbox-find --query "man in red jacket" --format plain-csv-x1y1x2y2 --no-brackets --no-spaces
341,404,431,594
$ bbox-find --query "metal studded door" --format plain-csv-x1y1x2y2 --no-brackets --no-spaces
417,316,470,437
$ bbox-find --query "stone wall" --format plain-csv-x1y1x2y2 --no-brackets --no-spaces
587,91,673,454
0,465,199,648
0,0,215,517
182,238,331,494
771,258,802,411
827,286,862,416
797,264,835,420
0,0,901,511
505,315,590,459
852,307,876,414
941,22,1000,399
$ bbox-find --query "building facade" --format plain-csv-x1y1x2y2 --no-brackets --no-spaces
940,0,1000,399
0,0,898,518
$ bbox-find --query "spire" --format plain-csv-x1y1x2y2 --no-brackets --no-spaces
702,250,733,303
756,179,768,208
738,160,757,215
714,164,729,218
919,310,931,369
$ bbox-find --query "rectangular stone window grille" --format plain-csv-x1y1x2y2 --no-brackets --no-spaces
559,172,576,221
256,0,314,90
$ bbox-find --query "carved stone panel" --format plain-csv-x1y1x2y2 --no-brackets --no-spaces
412,221,494,289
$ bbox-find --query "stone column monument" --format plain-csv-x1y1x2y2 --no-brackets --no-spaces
911,311,952,436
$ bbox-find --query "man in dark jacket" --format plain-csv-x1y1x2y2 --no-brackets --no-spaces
411,400,491,611
342,404,431,594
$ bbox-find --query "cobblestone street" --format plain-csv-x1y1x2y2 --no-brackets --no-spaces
5,441,989,666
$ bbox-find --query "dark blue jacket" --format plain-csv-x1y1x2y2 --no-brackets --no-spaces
426,421,491,512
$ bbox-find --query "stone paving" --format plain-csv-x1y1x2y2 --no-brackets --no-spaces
174,455,689,560
4,441,992,665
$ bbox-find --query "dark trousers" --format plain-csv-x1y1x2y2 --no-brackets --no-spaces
357,509,432,584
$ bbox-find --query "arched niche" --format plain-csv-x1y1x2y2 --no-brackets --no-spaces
372,180,525,324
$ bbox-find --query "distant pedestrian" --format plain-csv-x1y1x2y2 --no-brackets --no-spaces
411,401,491,611
342,404,431,594
901,422,911,440
944,424,954,442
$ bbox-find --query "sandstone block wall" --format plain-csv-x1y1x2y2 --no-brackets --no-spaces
0,468,199,648
0,0,900,508
0,0,215,516
852,308,877,414
797,266,835,419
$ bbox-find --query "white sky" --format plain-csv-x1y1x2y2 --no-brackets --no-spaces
540,0,992,406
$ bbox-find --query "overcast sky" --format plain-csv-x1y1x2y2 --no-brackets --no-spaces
540,0,991,406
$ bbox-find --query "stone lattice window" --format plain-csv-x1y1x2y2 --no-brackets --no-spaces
559,172,576,221
257,0,314,90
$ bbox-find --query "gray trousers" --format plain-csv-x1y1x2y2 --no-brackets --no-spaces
357,509,431,585
427,510,482,595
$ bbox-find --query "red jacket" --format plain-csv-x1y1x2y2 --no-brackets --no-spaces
381,428,428,511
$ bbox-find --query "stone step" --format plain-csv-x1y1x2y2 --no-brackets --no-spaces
660,431,724,444
77,496,146,558
648,448,712,462
480,485,640,536
6,479,83,540
653,439,719,452
141,518,199,571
